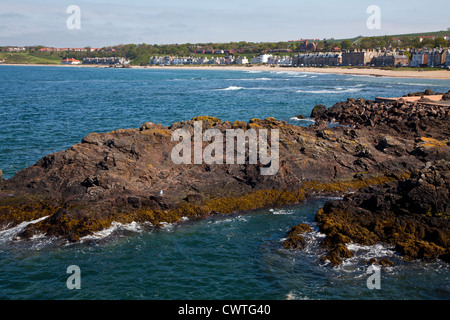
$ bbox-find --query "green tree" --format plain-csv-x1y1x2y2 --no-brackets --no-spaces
420,38,434,48
434,37,447,48
340,40,353,50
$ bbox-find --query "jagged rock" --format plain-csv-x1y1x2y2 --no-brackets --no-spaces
1,94,449,256
310,104,327,119
314,160,450,264
282,223,313,249
442,91,450,101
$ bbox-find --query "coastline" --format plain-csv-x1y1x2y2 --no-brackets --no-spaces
2,62,450,79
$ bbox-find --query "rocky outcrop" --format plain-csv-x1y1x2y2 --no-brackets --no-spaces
282,224,313,249
316,96,449,140
311,160,449,265
1,92,449,256
283,91,449,265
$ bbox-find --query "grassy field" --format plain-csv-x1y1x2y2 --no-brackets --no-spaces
0,52,62,64
332,30,450,44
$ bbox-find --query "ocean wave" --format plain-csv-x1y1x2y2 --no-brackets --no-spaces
0,215,49,243
296,87,363,94
302,230,326,255
269,208,294,215
225,78,273,81
346,242,395,260
333,242,396,269
168,77,208,81
159,221,175,231
270,71,312,78
216,86,245,91
80,221,145,241
244,70,263,74
394,82,450,87
289,116,316,122
285,291,310,300
209,215,249,225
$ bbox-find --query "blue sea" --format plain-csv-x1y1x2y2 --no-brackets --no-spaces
0,65,449,300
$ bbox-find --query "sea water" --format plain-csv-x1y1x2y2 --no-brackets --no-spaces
0,66,449,299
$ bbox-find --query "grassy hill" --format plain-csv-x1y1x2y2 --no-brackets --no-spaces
0,52,62,64
331,30,450,44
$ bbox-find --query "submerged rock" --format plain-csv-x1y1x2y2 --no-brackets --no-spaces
282,223,313,249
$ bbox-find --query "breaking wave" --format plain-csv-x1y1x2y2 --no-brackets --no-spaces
0,216,49,243
296,87,363,94
80,221,147,242
216,86,245,91
289,116,316,122
225,77,273,81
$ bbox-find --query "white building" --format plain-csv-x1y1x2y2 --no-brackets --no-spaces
251,54,273,64
61,58,81,65
235,56,248,65
278,56,293,66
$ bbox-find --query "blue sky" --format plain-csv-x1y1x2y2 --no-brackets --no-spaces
1,0,449,46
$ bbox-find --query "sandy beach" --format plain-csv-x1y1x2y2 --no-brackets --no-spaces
135,65,450,79
2,63,450,79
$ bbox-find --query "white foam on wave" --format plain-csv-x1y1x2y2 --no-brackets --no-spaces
80,221,145,241
285,291,310,300
0,215,49,243
270,208,295,215
225,77,273,81
209,215,249,225
346,242,395,260
217,86,245,91
271,71,312,78
289,116,316,122
302,230,326,254
296,87,363,94
395,82,449,87
334,242,396,269
159,221,174,231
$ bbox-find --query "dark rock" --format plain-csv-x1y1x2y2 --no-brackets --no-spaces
127,196,141,208
1,93,448,255
184,193,204,204
310,104,327,119
424,89,434,96
282,223,313,250
314,160,450,264
442,91,450,101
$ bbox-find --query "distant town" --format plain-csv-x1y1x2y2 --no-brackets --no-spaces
1,32,450,69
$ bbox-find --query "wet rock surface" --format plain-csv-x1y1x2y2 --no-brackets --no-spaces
310,160,449,266
1,92,449,264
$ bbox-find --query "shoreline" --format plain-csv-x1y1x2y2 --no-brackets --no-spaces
2,63,450,79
